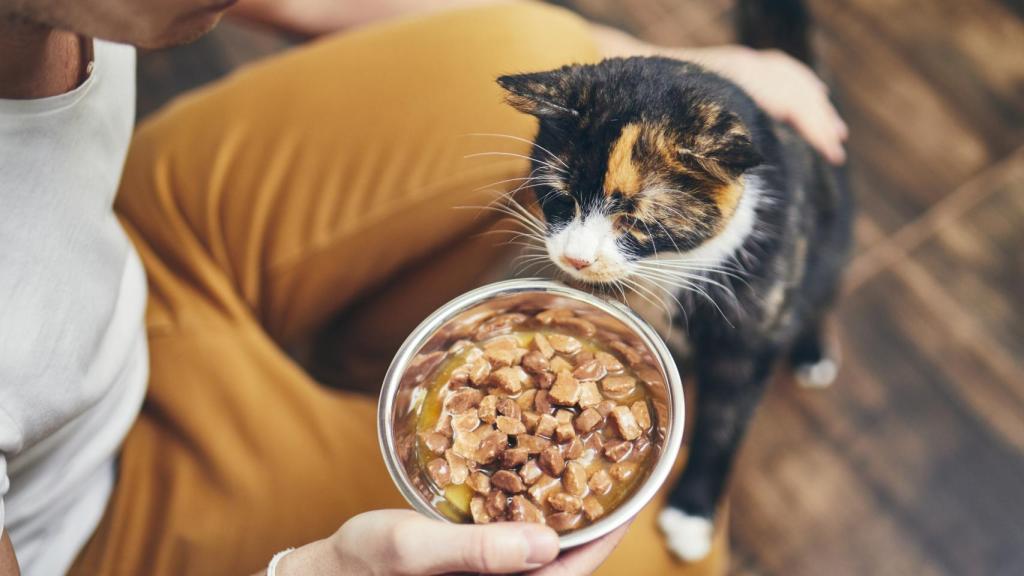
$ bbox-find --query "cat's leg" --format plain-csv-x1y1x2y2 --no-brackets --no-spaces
659,346,775,561
789,317,839,389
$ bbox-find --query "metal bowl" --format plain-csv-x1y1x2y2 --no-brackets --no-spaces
377,278,684,549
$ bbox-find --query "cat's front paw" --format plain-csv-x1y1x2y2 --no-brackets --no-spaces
657,507,714,562
794,356,839,388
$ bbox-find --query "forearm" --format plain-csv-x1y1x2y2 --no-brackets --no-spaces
1,532,19,576
231,0,520,36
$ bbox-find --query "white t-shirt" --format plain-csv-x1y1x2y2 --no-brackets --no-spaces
0,40,148,575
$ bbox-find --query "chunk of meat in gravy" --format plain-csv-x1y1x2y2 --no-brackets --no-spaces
500,446,529,468
485,489,507,518
609,406,643,441
519,460,544,485
491,470,526,493
539,446,566,477
546,333,582,355
496,396,521,419
496,415,526,435
582,496,605,521
490,366,528,394
470,496,492,523
535,413,557,438
445,450,471,485
445,388,483,413
562,461,588,497
467,356,491,386
477,394,498,423
509,495,545,523
600,375,636,399
467,471,491,494
574,408,603,434
427,458,451,487
521,350,550,374
573,359,607,381
548,371,581,406
532,332,556,359
548,491,583,513
554,422,576,443
577,381,603,408
603,439,633,463
588,469,613,495
631,400,652,430
595,351,624,373
419,431,450,455
516,434,551,454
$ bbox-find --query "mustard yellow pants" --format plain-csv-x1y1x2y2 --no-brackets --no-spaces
70,4,726,574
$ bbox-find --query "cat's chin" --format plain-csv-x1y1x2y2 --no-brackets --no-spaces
555,275,627,295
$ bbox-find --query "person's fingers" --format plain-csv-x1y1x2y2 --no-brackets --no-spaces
341,511,560,575
527,522,631,576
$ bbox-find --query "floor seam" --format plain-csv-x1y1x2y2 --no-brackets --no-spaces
843,145,1024,296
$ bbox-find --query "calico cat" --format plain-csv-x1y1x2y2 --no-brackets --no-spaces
495,0,853,561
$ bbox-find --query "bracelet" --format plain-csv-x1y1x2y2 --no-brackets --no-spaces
267,547,295,576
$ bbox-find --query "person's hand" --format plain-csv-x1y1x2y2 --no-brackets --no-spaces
680,45,849,165
594,25,848,165
270,509,629,575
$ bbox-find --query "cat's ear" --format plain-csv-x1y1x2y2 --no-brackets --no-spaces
497,71,579,119
680,115,762,180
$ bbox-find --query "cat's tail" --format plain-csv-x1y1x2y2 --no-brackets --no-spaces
736,0,813,64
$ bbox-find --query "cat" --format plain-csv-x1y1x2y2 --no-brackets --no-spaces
495,0,853,561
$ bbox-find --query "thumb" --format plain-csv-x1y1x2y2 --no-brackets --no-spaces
350,510,560,574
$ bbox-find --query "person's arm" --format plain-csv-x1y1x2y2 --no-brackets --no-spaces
0,532,19,576
230,0,846,164
231,0,505,36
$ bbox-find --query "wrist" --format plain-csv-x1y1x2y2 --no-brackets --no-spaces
272,538,338,575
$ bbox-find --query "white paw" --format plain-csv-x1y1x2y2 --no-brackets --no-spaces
795,357,838,389
658,508,713,562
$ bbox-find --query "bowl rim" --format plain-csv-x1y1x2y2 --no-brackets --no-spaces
377,278,685,549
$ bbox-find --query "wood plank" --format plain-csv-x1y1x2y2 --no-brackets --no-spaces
809,0,995,234
909,153,1024,361
731,259,1024,575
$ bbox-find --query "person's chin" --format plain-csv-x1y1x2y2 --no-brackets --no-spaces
137,11,225,50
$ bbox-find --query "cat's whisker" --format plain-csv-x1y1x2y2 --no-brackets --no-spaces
631,269,735,328
635,275,687,337
466,132,571,171
620,275,674,328
458,202,547,237
471,174,560,193
464,151,566,174
635,261,747,290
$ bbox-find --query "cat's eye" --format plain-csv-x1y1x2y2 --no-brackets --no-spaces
538,189,577,225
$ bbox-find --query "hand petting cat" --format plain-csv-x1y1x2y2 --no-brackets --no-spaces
592,23,849,165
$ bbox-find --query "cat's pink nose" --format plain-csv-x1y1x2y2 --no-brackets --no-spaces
562,256,593,270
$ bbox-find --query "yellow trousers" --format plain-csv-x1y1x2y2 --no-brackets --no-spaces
69,4,726,574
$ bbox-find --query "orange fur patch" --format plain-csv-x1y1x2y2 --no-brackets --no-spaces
604,124,644,197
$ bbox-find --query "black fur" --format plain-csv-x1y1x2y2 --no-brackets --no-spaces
497,0,853,554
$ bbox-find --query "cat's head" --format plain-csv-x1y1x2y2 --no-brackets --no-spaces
497,57,763,286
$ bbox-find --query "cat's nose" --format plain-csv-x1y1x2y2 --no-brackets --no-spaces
562,255,593,270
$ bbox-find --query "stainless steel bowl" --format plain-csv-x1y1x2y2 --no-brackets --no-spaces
377,278,684,549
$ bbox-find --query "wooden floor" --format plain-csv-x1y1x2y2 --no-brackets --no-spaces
136,2,1024,574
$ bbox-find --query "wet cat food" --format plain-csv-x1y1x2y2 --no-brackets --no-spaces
414,307,661,533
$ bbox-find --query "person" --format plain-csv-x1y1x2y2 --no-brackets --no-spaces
0,0,847,574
